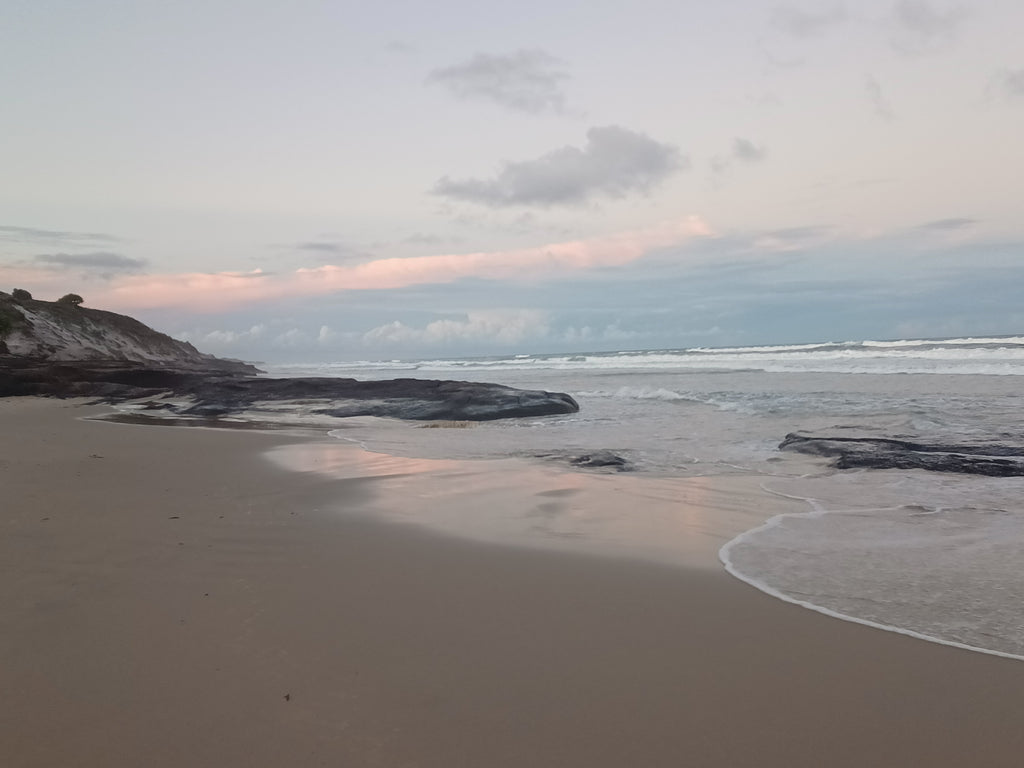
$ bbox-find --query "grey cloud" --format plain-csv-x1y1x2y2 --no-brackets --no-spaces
294,241,371,263
763,225,833,241
993,68,1024,99
433,126,684,207
891,0,968,54
1,225,120,244
34,251,145,271
918,217,977,230
32,251,147,279
427,49,569,115
710,138,767,175
865,75,895,120
385,40,416,54
297,241,347,253
732,137,767,163
756,42,806,72
771,3,847,37
402,233,463,246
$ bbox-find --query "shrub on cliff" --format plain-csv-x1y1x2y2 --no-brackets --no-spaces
57,293,84,306
11,288,32,301
0,303,18,339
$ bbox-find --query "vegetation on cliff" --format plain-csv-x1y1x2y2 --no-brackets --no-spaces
0,290,215,365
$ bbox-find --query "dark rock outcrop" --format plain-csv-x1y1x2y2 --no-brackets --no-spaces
534,450,633,471
569,451,631,470
0,360,579,421
179,375,579,421
780,431,1024,477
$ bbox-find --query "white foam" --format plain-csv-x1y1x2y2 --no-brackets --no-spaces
270,335,1024,378
719,483,1024,663
575,387,696,402
860,336,1024,349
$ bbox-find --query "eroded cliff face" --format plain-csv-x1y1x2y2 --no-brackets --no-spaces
0,291,239,368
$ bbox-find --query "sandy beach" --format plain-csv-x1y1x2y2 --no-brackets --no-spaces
3,397,1024,767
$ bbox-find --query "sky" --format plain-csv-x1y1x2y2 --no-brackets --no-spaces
2,0,1023,362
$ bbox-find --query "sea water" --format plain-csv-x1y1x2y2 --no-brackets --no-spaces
264,337,1024,660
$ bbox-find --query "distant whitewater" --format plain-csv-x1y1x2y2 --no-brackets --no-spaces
265,335,1024,660
270,335,1024,378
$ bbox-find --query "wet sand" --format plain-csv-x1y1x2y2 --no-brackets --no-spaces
3,397,1024,767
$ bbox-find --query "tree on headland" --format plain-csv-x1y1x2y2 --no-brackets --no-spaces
11,288,32,301
57,293,84,306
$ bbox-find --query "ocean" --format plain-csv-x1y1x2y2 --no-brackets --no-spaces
262,336,1024,661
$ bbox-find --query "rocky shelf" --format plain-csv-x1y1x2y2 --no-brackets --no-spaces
0,292,579,422
780,431,1024,477
0,358,579,422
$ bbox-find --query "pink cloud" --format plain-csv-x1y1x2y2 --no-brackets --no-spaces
83,216,711,312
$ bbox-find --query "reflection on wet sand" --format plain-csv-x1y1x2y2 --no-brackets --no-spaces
265,440,798,569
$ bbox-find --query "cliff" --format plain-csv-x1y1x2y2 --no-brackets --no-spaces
0,291,251,371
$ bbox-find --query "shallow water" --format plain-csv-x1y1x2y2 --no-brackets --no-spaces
262,337,1024,659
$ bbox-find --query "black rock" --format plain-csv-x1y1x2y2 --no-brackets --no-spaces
183,376,580,422
780,431,1024,477
569,451,631,469
534,449,632,471
0,360,579,422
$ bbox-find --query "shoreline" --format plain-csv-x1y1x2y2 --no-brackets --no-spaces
722,502,1024,664
4,397,1024,766
99,407,1024,661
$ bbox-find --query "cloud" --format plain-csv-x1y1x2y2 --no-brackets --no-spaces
402,232,463,246
272,328,312,348
771,3,847,37
0,225,120,245
188,323,268,346
292,241,371,263
756,40,806,72
752,224,835,251
93,216,712,312
33,251,147,275
864,75,895,120
363,310,549,347
433,126,685,207
385,40,416,55
918,217,977,230
296,241,348,253
180,322,334,351
0,264,76,298
992,68,1024,100
710,138,767,175
891,0,968,55
763,225,833,240
732,137,767,163
427,49,570,115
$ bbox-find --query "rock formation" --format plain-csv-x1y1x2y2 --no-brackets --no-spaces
0,290,251,370
0,291,579,422
780,431,1024,476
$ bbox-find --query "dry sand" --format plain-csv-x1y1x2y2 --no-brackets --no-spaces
3,397,1023,767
